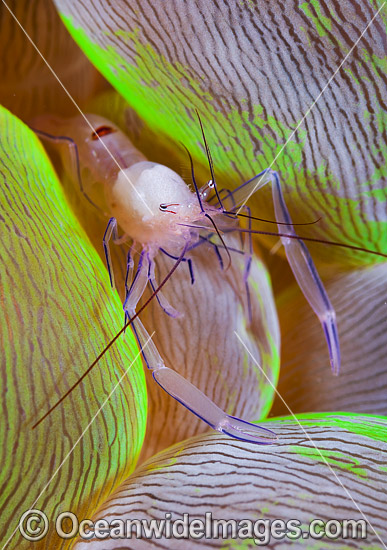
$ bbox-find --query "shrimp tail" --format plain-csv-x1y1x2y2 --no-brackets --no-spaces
31,120,101,211
270,170,341,375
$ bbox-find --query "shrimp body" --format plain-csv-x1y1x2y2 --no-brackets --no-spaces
109,162,211,249
33,113,224,250
33,112,345,443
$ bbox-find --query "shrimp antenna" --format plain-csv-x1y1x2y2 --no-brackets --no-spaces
226,210,323,227
194,113,320,230
180,141,205,213
226,227,387,259
195,109,224,209
180,140,232,270
31,243,189,430
177,221,387,260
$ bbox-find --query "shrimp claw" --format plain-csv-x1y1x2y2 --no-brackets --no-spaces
270,171,341,375
153,367,277,444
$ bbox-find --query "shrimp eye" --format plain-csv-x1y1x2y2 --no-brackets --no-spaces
91,125,116,140
159,203,179,214
208,179,214,188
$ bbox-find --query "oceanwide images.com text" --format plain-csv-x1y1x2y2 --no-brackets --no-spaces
19,509,367,545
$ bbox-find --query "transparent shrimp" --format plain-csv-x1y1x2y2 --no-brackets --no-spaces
31,113,387,440
31,113,276,444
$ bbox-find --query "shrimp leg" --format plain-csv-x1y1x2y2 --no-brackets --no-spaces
270,171,340,375
186,228,253,324
160,248,195,284
103,217,128,290
147,256,181,318
123,250,276,445
211,244,225,270
207,215,253,325
124,246,135,296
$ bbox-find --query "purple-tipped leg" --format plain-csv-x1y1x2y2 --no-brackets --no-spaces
270,171,341,375
153,367,277,444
